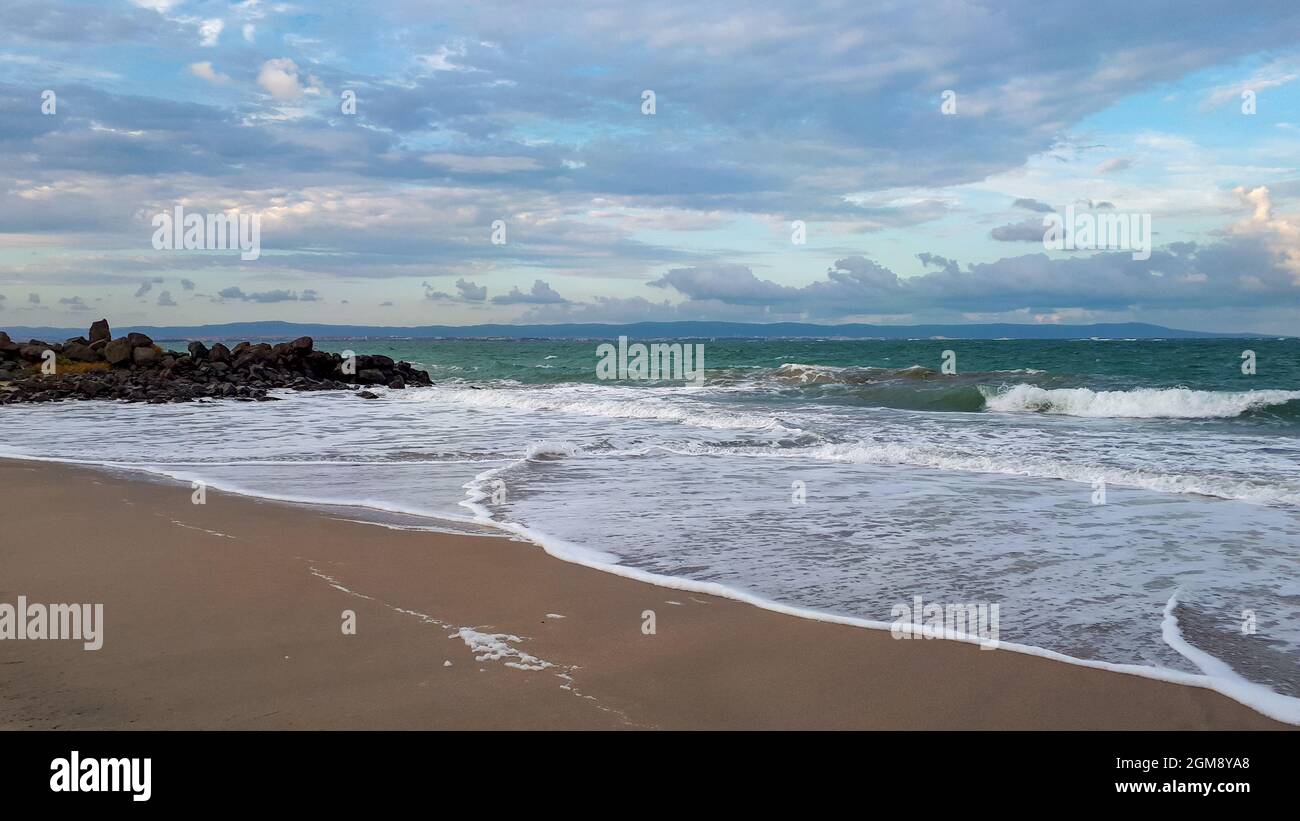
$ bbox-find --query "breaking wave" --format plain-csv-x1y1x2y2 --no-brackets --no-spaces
982,385,1300,419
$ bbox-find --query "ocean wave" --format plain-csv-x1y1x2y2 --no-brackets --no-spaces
653,440,1300,505
525,440,578,460
406,385,798,433
981,385,1300,418
771,362,938,384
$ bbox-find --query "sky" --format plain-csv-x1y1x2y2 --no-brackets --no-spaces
1,0,1299,333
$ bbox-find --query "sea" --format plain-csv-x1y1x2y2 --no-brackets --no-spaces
4,336,1299,722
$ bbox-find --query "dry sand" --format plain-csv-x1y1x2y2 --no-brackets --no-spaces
0,458,1287,729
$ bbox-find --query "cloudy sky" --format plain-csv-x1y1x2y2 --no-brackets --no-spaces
1,0,1299,332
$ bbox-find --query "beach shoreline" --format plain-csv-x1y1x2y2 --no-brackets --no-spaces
0,457,1289,730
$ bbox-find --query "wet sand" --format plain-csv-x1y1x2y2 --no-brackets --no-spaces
0,458,1287,729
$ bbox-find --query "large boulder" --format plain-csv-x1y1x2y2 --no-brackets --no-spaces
63,343,101,363
0,332,18,355
89,319,111,344
208,343,231,363
233,343,275,370
126,332,154,348
290,336,313,353
187,340,209,360
19,343,51,362
132,346,159,366
104,338,133,366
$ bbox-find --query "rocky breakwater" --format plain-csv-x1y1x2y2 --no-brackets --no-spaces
0,319,431,404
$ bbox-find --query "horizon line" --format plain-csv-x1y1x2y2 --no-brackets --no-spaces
1,317,1284,340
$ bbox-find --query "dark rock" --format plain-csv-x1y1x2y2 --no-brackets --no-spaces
89,319,111,344
0,321,432,405
104,338,133,366
19,344,51,362
63,343,101,363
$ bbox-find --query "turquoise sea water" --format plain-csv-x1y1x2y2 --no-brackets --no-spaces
314,337,1300,419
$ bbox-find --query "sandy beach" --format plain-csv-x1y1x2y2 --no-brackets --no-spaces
0,457,1287,730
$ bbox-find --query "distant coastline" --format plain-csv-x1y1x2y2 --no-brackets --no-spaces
0,319,1280,342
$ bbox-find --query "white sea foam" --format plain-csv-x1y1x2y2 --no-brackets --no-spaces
607,436,1300,506
462,457,1300,725
768,441,1300,505
0,452,497,528
772,363,848,383
770,362,1042,382
525,440,578,460
983,385,1300,418
454,628,552,671
414,385,795,432
770,362,937,384
309,566,559,674
1159,591,1300,723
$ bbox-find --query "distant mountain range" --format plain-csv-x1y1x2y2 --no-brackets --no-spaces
0,319,1277,341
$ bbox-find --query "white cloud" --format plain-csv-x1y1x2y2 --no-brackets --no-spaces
1094,157,1132,174
1231,185,1300,284
130,0,182,12
258,58,311,100
417,42,473,73
199,19,225,47
1201,60,1299,110
421,154,542,173
189,62,230,85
